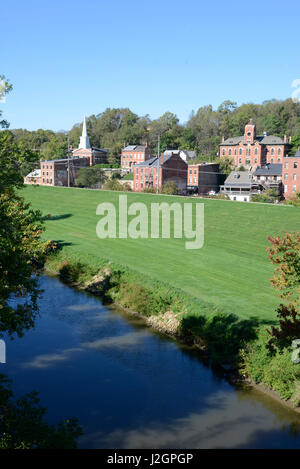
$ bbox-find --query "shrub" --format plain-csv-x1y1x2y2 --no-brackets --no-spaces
241,330,300,402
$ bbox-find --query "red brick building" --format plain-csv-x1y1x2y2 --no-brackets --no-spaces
39,157,89,186
187,163,220,195
133,152,187,192
282,150,300,197
121,144,152,170
220,120,291,169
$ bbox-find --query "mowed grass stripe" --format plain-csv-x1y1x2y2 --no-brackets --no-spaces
22,185,300,322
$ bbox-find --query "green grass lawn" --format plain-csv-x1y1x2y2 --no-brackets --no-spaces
22,185,300,322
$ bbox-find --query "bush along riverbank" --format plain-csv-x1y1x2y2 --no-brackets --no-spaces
44,241,300,411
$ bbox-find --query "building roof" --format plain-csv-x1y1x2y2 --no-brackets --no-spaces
25,169,41,178
254,163,282,176
134,154,174,168
221,135,285,146
123,145,147,152
224,171,253,188
41,157,86,163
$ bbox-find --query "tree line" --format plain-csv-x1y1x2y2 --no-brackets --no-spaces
10,99,300,166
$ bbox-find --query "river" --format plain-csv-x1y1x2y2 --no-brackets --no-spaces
3,276,300,448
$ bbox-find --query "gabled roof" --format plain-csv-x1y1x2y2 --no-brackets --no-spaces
25,169,41,178
224,171,253,188
254,163,282,176
221,135,286,146
123,145,147,151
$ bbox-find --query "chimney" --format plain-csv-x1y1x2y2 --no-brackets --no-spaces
222,135,225,143
123,142,126,148
289,136,292,144
263,130,267,137
284,135,287,143
160,152,164,166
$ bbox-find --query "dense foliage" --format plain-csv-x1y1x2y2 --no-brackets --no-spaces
11,98,300,165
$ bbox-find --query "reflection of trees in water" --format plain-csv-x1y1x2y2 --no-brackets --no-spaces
0,374,82,449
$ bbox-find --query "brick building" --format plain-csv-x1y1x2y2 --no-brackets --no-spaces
133,152,187,192
187,163,220,195
121,144,152,170
39,157,89,186
72,116,108,165
220,119,291,169
282,150,300,197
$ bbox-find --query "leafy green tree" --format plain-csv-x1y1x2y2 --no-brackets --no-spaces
0,375,82,449
161,181,179,195
75,167,106,188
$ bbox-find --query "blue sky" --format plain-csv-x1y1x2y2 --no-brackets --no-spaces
1,0,300,131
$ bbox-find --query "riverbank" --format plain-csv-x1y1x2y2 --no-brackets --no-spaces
44,250,300,412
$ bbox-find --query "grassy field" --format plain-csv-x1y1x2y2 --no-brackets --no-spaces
22,185,300,323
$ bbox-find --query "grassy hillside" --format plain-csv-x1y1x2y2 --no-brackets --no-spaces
22,185,300,322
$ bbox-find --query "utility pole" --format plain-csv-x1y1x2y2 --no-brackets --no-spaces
67,135,70,188
156,133,160,193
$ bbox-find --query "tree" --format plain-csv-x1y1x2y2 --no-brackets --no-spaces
0,75,12,128
266,232,300,351
219,156,234,176
75,167,106,188
0,375,82,449
161,181,179,195
0,89,52,338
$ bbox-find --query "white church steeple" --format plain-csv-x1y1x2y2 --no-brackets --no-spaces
79,115,91,149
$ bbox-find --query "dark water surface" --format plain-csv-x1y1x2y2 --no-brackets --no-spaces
3,276,300,449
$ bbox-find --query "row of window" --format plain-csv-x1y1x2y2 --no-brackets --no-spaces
284,185,298,192
122,153,144,159
284,162,298,169
42,179,52,184
222,147,282,156
284,174,297,181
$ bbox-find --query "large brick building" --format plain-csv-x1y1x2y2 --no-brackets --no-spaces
133,152,187,192
121,144,152,170
72,116,108,165
39,157,89,186
187,163,220,195
220,120,291,169
282,150,300,197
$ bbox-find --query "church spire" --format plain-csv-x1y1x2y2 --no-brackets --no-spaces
79,115,91,149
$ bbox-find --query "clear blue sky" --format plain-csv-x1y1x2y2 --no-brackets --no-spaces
2,0,300,131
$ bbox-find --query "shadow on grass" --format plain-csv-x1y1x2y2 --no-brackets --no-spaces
43,213,73,221
53,240,74,251
181,312,274,365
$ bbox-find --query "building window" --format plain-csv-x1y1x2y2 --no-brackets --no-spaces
294,162,298,169
228,149,232,156
278,148,281,155
293,185,297,192
255,148,258,155
271,148,274,155
284,173,288,180
278,158,281,162
293,174,297,181
284,185,287,192
222,149,225,156
270,158,274,163
239,158,242,164
239,148,242,155
285,162,288,169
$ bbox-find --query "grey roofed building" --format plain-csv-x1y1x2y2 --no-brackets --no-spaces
254,163,282,176
123,145,148,151
293,149,300,157
222,134,285,146
135,154,173,168
164,149,197,162
223,171,253,188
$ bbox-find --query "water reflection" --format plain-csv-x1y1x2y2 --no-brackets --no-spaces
3,276,300,449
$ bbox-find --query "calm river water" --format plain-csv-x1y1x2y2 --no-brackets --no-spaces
3,276,300,448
